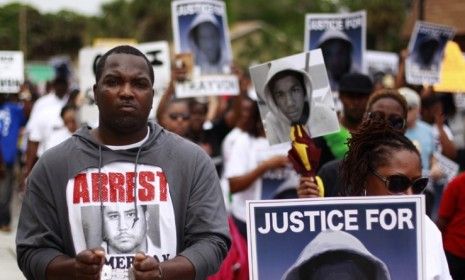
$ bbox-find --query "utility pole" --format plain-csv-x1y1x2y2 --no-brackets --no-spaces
19,5,27,58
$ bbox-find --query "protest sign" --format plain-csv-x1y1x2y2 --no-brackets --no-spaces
433,152,459,184
247,196,425,280
249,50,339,145
434,41,465,93
0,51,24,93
305,11,366,92
78,41,171,126
406,21,455,85
171,0,239,97
366,50,398,87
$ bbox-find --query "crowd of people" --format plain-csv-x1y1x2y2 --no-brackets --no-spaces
0,30,463,280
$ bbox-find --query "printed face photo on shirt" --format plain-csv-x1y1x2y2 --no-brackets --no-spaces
102,204,148,254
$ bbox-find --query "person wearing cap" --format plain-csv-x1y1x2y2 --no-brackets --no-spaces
316,73,374,166
399,87,441,217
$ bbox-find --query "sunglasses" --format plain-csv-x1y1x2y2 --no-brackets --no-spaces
371,169,429,194
367,111,406,130
168,112,190,121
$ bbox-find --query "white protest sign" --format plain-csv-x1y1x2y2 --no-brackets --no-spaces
433,152,459,184
0,51,24,93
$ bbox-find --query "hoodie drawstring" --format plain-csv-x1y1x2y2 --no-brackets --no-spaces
131,146,143,228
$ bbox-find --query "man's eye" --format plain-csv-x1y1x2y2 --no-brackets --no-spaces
108,214,119,220
104,78,119,87
133,80,150,89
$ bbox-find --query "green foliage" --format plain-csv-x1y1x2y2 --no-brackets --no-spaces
0,0,409,63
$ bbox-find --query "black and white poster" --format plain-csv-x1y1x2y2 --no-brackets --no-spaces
249,50,339,145
305,11,366,92
247,196,425,280
171,0,239,97
406,21,455,85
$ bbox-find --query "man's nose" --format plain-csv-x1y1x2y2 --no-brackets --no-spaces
285,93,295,106
119,82,134,98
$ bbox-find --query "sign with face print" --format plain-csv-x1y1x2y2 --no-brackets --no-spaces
247,196,426,280
171,0,239,97
249,50,339,145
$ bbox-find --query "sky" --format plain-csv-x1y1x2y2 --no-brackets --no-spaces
0,0,110,16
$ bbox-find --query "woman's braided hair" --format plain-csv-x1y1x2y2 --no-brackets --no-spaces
340,112,419,196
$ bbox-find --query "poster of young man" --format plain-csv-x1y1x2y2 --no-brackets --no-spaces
304,10,366,92
247,196,425,280
366,50,398,88
78,41,171,127
171,0,239,97
406,21,455,85
249,50,340,146
0,51,24,93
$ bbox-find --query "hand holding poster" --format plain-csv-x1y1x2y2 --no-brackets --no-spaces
249,50,340,145
247,196,425,280
305,11,366,92
171,0,239,97
0,51,24,93
406,21,455,85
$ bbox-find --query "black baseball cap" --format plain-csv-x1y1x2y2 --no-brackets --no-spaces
338,73,373,96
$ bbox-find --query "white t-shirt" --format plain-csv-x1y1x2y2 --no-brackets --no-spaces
219,128,246,212
26,93,68,156
424,215,452,280
43,127,72,151
224,133,296,222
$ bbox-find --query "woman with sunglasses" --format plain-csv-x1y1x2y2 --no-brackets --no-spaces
300,89,409,198
340,113,451,279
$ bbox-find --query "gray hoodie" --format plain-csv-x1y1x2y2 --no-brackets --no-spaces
16,122,230,280
281,230,391,280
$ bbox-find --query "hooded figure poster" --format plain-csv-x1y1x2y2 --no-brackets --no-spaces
246,196,425,280
406,21,455,85
249,50,339,146
171,0,239,97
304,11,366,92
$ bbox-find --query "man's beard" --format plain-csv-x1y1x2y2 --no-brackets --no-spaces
107,115,147,134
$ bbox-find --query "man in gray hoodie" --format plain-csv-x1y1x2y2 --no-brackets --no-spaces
16,45,230,280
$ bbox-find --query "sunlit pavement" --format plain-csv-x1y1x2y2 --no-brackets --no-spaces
0,191,25,280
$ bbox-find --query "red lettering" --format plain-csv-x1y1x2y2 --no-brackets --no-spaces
91,173,109,202
139,171,155,201
73,173,90,203
109,172,125,202
157,171,168,201
125,172,135,202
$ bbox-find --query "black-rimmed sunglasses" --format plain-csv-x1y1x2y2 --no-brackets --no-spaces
367,111,406,131
168,112,190,121
371,169,429,194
